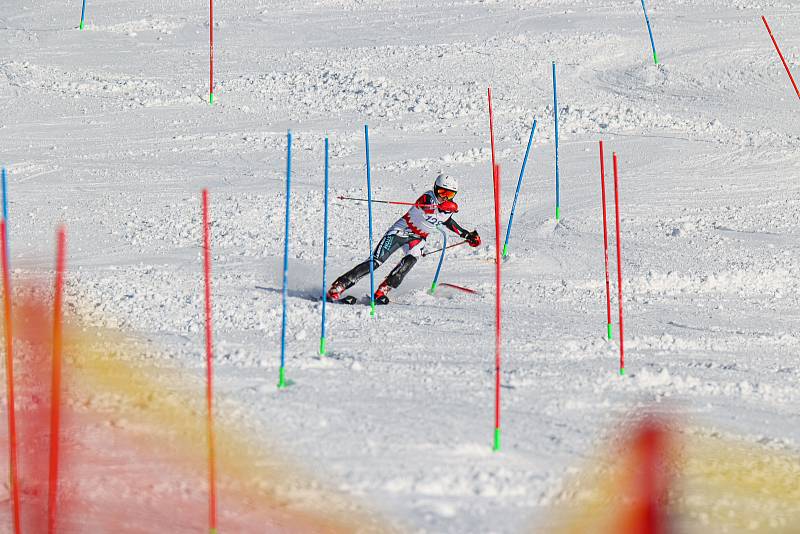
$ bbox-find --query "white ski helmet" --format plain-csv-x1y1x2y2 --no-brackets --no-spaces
434,173,458,199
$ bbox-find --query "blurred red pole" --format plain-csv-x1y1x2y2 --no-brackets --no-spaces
0,220,21,534
762,16,800,100
202,190,218,534
48,226,67,534
599,141,612,340
492,164,502,452
612,154,625,375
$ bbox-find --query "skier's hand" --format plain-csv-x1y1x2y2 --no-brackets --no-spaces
439,200,458,213
466,230,481,247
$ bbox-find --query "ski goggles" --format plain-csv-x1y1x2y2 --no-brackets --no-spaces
435,187,456,200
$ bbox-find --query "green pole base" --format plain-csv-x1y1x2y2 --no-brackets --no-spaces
319,337,326,355
79,20,84,30
619,367,625,376
209,92,215,105
370,301,376,317
429,282,437,295
607,324,613,340
654,53,659,65
492,428,501,452
555,206,561,220
277,367,287,389
210,529,218,534
502,243,508,258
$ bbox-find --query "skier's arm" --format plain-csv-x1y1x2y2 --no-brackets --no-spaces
444,217,469,238
414,193,436,214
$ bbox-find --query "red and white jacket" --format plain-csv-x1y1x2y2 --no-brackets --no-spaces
387,190,468,240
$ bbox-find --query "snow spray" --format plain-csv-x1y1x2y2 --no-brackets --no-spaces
553,63,561,221
320,138,330,355
599,142,613,340
502,119,537,258
492,164,502,451
0,220,21,534
79,0,87,30
612,154,625,375
48,226,66,534
364,125,376,317
430,227,447,294
640,0,659,65
209,0,215,104
279,132,292,386
762,16,800,101
201,189,219,533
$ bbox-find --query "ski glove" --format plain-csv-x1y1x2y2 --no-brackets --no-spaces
466,230,481,247
438,200,458,213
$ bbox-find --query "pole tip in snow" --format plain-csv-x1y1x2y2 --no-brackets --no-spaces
278,367,287,389
493,428,501,452
653,52,659,65
556,206,561,221
607,324,613,340
619,367,626,376
370,300,376,318
209,92,214,105
79,21,84,30
429,282,437,295
319,337,326,356
502,243,508,258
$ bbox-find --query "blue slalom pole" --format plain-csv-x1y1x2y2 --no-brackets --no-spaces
79,0,87,30
640,0,659,65
319,138,330,355
502,119,537,258
278,131,292,389
553,62,560,221
365,125,376,317
2,167,8,222
430,227,447,294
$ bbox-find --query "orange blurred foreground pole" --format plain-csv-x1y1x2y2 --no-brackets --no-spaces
48,227,67,534
0,220,21,534
202,190,219,534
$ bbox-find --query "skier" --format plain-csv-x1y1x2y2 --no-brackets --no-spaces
328,174,481,305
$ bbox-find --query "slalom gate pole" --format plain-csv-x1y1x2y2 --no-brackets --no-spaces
492,164,502,452
612,154,625,376
279,132,292,387
640,0,659,65
337,196,436,209
502,118,537,258
79,0,87,30
0,221,21,534
488,88,497,175
209,0,214,104
599,141,612,340
48,226,67,534
364,125,376,317
2,168,8,263
553,62,561,221
762,16,800,101
430,227,447,294
201,190,219,533
320,138,330,355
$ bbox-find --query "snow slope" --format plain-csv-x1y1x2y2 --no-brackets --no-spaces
1,0,800,531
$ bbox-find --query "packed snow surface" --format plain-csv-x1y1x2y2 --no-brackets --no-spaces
1,0,800,531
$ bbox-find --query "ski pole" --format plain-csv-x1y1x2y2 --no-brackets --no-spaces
762,16,800,100
337,196,436,209
422,240,468,257
502,118,537,258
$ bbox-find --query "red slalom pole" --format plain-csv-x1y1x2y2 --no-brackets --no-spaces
48,226,67,534
599,141,613,341
0,221,21,534
612,154,625,376
209,0,214,104
762,16,800,101
202,190,218,534
488,88,497,173
492,164,502,452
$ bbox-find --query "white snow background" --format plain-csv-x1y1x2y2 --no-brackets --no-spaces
1,0,800,532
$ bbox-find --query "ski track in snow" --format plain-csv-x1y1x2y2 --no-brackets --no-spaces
1,0,800,531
